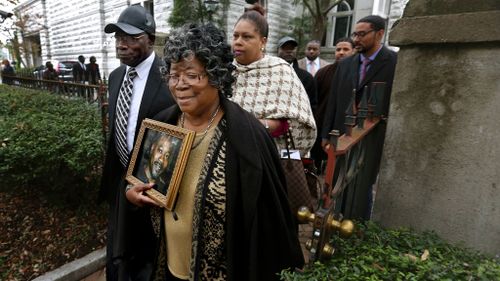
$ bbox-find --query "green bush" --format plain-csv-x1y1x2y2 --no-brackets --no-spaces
281,221,500,281
0,85,104,190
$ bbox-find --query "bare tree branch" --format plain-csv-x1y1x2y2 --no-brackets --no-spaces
302,0,314,16
314,0,322,17
292,0,344,40
324,0,342,16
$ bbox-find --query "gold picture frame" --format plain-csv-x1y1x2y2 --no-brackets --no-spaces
126,118,195,210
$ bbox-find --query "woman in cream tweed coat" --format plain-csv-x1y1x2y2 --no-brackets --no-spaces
230,4,316,156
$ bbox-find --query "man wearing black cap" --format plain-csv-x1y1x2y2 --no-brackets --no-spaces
100,5,174,280
277,36,317,111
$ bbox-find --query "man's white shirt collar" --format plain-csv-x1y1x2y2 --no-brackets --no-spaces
307,57,320,65
124,52,155,152
126,52,155,78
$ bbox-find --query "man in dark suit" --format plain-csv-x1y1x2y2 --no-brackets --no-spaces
73,55,88,99
73,55,87,83
321,15,397,220
311,37,354,171
100,5,175,280
277,36,317,111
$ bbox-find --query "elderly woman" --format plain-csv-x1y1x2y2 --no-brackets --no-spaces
230,4,316,156
123,23,304,281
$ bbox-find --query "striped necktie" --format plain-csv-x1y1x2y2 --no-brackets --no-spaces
115,67,137,167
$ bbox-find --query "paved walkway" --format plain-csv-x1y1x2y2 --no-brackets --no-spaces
81,224,313,281
81,268,105,281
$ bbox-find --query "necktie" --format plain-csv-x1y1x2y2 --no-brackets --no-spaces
115,67,137,167
309,61,317,76
359,58,371,84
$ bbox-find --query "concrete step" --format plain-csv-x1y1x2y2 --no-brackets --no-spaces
32,248,106,281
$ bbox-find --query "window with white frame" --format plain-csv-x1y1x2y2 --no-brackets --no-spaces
372,0,389,18
131,0,154,17
143,1,154,17
259,0,268,9
325,0,354,48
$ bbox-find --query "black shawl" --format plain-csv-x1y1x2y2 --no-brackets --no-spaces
118,98,304,280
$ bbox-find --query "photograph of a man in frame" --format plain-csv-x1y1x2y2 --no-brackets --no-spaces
134,129,181,195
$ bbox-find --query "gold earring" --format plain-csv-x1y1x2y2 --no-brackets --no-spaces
260,47,265,51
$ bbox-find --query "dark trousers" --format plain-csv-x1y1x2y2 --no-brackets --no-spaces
106,208,119,281
310,137,327,174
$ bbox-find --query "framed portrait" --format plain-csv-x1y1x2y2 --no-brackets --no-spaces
126,118,195,210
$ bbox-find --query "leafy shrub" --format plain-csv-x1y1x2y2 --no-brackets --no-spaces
0,85,103,191
281,221,500,281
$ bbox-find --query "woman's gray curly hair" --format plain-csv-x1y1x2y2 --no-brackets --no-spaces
163,23,235,98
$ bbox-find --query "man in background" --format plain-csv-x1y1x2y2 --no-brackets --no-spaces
43,61,59,80
72,55,87,83
298,40,329,76
86,56,101,84
322,15,397,220
1,59,15,85
311,37,354,170
42,61,59,91
277,36,317,111
100,5,175,280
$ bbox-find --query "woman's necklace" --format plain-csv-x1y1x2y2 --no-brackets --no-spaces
180,104,221,150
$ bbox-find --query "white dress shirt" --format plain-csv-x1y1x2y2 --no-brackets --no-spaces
125,52,155,152
306,57,320,74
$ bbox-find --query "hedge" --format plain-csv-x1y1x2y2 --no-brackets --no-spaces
281,221,500,280
0,84,103,190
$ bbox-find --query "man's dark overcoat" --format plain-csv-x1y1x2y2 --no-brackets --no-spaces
321,46,397,218
99,55,175,278
86,62,101,84
322,46,397,137
72,62,87,82
292,60,317,111
310,62,338,164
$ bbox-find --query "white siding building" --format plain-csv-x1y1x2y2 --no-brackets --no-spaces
15,0,173,77
14,0,407,77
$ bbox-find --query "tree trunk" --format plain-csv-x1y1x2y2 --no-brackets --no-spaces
311,14,326,41
303,0,341,41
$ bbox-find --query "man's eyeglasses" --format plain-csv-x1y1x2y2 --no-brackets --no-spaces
165,72,206,86
351,30,376,39
113,34,145,45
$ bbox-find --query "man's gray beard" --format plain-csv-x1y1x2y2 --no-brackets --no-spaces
151,161,163,179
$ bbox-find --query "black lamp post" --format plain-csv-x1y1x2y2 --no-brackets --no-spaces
203,0,219,22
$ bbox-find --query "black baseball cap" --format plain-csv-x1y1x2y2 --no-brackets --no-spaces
277,36,298,49
104,5,156,35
